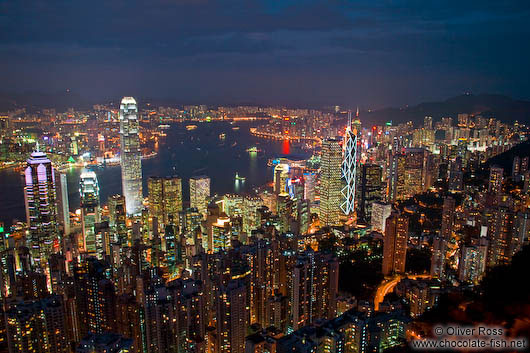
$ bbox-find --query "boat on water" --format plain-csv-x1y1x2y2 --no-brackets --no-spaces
235,173,246,181
246,146,262,153
219,133,226,140
231,142,237,147
158,124,171,130
232,126,240,130
186,125,198,131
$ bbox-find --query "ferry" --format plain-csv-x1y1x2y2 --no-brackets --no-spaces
231,142,237,147
235,173,246,181
186,125,198,131
158,124,171,130
219,133,226,140
232,126,240,130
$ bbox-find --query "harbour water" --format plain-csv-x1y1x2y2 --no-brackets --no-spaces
0,121,310,226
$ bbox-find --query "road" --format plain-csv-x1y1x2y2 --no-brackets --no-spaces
373,274,431,311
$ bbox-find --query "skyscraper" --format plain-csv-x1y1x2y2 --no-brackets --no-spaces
319,138,342,226
24,149,58,269
190,175,210,217
80,170,101,256
359,164,383,222
382,212,409,276
55,171,70,236
488,166,504,194
120,97,143,216
147,176,183,227
341,111,358,216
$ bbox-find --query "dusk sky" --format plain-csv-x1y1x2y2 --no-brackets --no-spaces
1,0,529,108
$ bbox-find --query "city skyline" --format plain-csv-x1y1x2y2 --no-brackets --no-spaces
1,1,530,352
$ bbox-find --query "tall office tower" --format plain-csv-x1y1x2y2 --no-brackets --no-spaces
341,111,358,216
459,242,488,284
291,250,339,331
5,296,69,353
486,206,514,267
430,236,447,278
371,202,392,233
74,258,116,338
120,97,143,216
80,170,101,256
441,197,456,240
190,175,210,217
382,212,409,276
148,176,183,227
488,166,504,194
217,280,248,353
387,153,406,202
273,163,290,194
319,138,342,226
24,149,58,269
54,171,70,236
108,195,127,247
242,195,263,236
249,239,277,327
359,164,383,222
423,116,433,130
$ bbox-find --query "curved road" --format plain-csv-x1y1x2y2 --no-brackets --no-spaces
374,274,431,311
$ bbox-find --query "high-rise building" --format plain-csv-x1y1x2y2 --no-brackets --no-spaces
341,111,358,216
486,206,514,267
148,176,183,227
371,202,392,233
120,97,143,216
319,138,342,226
403,148,427,198
80,170,101,256
387,153,406,202
190,175,210,217
5,296,69,353
24,149,58,269
488,166,504,194
217,280,248,353
430,236,447,279
108,195,128,248
273,163,290,194
74,258,116,338
359,164,383,222
55,171,70,236
459,242,488,284
441,197,455,240
291,250,339,331
382,212,409,276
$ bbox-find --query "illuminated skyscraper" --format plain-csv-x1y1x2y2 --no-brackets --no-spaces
24,149,58,269
341,111,358,216
382,212,409,276
80,170,101,256
190,175,210,217
148,176,183,227
319,138,342,226
120,97,143,216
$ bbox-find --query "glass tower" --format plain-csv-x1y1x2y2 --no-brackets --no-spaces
80,170,100,256
119,97,143,216
24,149,58,269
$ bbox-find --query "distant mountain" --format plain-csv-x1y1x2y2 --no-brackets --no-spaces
485,140,530,171
363,94,530,125
0,91,92,112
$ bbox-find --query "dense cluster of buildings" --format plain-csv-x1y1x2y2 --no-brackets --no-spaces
0,97,528,352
